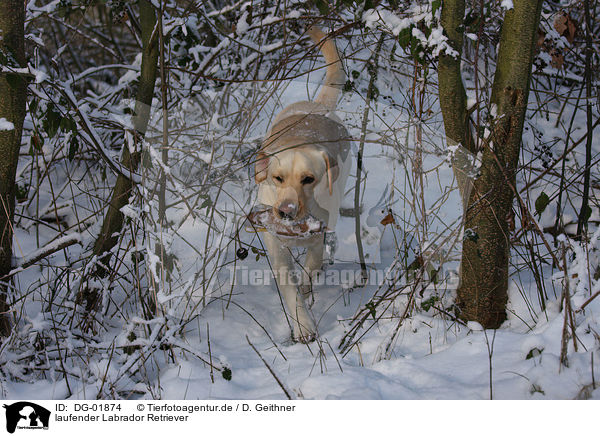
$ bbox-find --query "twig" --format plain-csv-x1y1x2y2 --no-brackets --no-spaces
207,323,214,383
483,329,496,400
559,242,572,369
246,335,293,400
577,288,600,312
520,116,600,193
354,35,384,286
4,233,82,279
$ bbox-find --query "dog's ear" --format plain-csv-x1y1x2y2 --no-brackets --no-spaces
255,152,269,183
322,152,339,196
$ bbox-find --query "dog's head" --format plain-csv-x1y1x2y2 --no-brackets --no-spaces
255,146,338,221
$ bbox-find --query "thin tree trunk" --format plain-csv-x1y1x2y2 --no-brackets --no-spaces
84,0,158,308
438,0,477,209
576,0,594,238
0,0,26,336
457,0,543,328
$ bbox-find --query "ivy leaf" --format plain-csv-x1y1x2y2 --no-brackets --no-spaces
421,295,440,312
68,136,79,161
534,192,550,216
526,347,543,360
60,116,77,133
398,26,412,49
581,205,592,223
363,0,375,11
365,302,376,320
43,104,62,139
314,0,330,15
29,98,38,114
200,196,212,210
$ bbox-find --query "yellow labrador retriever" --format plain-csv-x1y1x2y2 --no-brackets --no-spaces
254,26,351,342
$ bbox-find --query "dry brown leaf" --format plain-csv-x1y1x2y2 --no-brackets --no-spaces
537,29,546,48
551,51,564,69
554,12,577,44
554,13,568,35
380,212,395,226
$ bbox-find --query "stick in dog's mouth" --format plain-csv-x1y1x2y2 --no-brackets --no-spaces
247,207,327,238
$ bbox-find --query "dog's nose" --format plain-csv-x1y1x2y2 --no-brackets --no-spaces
277,202,297,220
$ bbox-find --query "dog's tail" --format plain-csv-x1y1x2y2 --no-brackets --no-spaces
308,26,345,111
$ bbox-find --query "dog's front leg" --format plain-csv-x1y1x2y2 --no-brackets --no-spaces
300,241,324,302
263,232,316,343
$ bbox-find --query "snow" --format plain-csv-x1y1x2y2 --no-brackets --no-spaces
0,118,14,131
1,4,599,403
501,0,514,10
236,9,251,36
6,71,595,400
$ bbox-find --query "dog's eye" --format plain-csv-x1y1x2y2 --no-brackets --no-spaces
301,176,315,185
273,175,284,183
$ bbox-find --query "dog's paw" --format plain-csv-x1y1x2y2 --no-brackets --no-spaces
294,330,316,344
293,319,316,344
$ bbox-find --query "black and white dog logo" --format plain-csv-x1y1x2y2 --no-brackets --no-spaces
3,402,50,433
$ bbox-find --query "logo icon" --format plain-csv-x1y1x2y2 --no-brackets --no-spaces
3,402,50,433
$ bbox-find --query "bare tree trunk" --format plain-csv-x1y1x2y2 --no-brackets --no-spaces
438,0,477,208
457,0,543,328
576,0,594,238
0,0,26,336
84,0,158,308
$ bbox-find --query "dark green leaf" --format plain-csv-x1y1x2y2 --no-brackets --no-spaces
200,196,212,210
314,0,329,14
581,205,593,223
421,295,440,312
526,347,543,360
222,367,232,381
68,136,79,161
398,26,412,49
363,0,375,11
366,302,376,320
60,116,77,133
43,105,62,139
535,192,550,216
530,384,545,395
16,183,29,202
29,98,38,114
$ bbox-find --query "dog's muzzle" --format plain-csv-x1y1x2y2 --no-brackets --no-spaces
276,201,298,220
